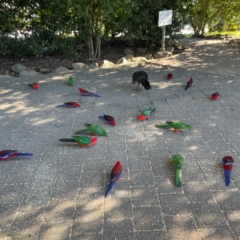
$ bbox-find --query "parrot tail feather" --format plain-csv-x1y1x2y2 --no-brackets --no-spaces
56,105,64,107
224,169,232,186
99,116,105,119
74,129,89,134
155,124,171,128
16,153,33,157
59,139,77,142
105,181,117,197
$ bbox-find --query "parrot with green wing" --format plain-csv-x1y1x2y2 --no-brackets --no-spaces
155,121,192,133
74,124,107,136
59,136,98,147
68,76,75,86
138,106,156,121
171,154,185,187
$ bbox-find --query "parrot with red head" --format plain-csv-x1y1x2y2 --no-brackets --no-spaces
0,150,33,161
212,92,219,100
59,136,98,147
222,156,234,186
29,83,39,89
99,115,116,126
167,73,173,80
138,106,156,121
185,78,193,91
56,102,80,108
79,88,100,97
105,161,122,197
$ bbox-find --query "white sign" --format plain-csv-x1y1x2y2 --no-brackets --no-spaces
158,10,172,27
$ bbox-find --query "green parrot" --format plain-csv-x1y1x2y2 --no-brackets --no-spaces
171,154,185,187
138,106,156,120
68,76,75,86
74,124,107,136
155,121,192,133
59,136,98,147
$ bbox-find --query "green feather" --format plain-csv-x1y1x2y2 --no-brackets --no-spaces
75,124,107,136
155,121,192,130
68,76,75,86
72,136,92,145
172,154,185,187
141,106,156,116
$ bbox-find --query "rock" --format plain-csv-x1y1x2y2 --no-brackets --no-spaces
54,66,69,73
137,48,146,54
89,63,99,69
61,59,73,70
72,62,89,70
166,47,174,52
40,68,51,74
124,48,133,55
11,63,27,73
172,39,185,50
99,60,115,68
145,54,153,60
124,54,134,61
131,57,148,63
116,57,129,64
19,70,40,77
153,51,173,59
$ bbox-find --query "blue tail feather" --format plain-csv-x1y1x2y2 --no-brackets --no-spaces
105,181,117,197
185,86,189,91
56,104,64,107
16,153,33,157
224,169,232,186
99,116,105,119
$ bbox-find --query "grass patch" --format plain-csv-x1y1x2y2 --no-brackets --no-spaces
205,30,240,38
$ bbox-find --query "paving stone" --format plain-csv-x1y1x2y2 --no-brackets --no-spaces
72,208,104,234
164,214,202,240
183,182,215,202
103,219,134,240
133,206,164,230
130,170,154,186
131,186,159,207
45,200,75,222
134,231,168,240
190,202,226,226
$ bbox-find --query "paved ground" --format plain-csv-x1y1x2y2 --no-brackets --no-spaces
1,38,240,240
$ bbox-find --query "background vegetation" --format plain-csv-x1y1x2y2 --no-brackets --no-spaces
0,0,239,59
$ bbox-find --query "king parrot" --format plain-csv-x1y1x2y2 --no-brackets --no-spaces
0,150,33,161
155,121,192,133
79,88,100,97
138,106,156,121
68,76,75,86
29,83,39,89
185,78,193,91
167,73,173,80
212,92,219,100
99,115,116,126
171,154,185,187
222,156,234,186
74,124,107,136
105,161,123,197
59,136,98,147
56,102,80,108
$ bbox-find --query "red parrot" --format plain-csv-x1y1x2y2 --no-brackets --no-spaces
0,150,33,161
29,83,39,89
79,88,100,97
56,102,80,108
167,73,173,80
105,161,122,197
222,156,234,186
99,115,116,126
212,92,219,100
185,78,193,91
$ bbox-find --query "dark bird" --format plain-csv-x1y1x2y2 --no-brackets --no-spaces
185,78,193,91
132,71,151,91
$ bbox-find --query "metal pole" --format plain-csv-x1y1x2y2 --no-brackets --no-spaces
162,25,165,52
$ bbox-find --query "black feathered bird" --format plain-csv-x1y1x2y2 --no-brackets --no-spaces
132,71,151,91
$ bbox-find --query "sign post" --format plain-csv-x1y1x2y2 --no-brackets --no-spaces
158,10,173,52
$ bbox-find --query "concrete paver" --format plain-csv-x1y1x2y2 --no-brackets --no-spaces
1,38,240,239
